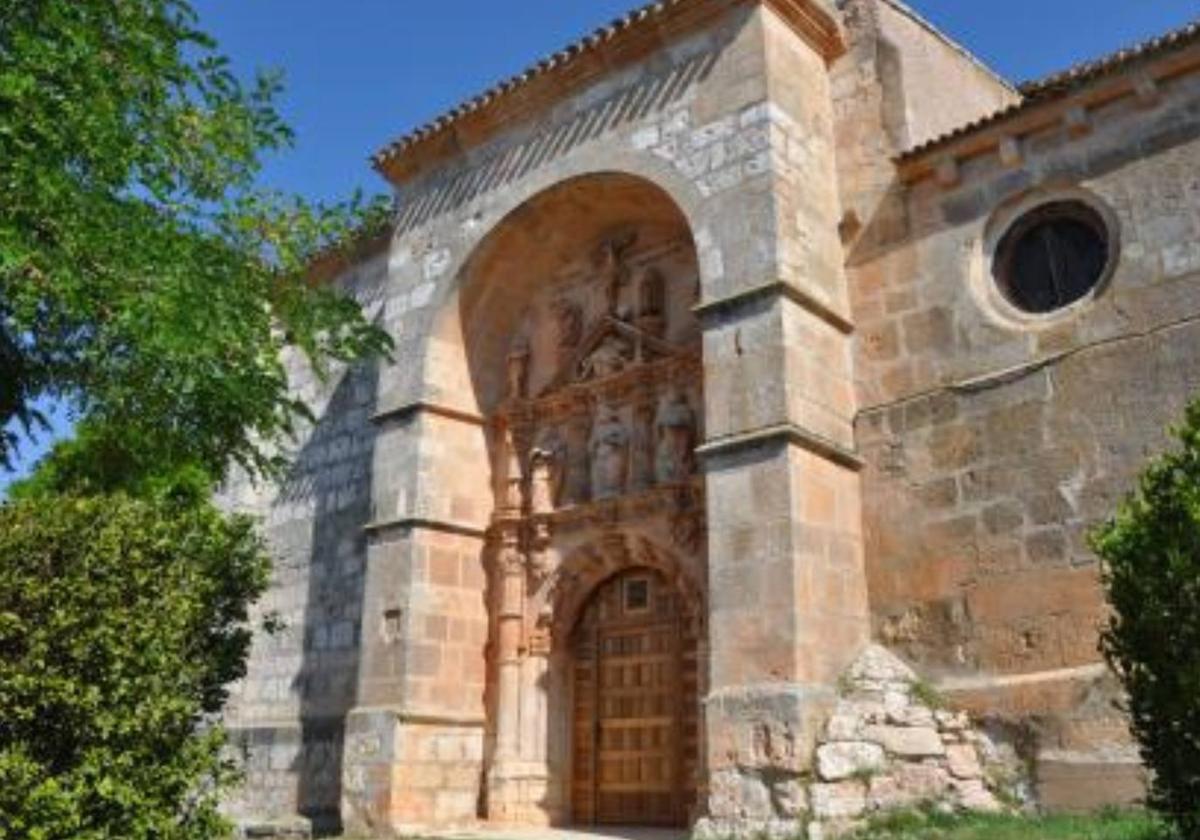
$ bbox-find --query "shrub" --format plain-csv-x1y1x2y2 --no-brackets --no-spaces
1090,399,1200,836
0,494,270,839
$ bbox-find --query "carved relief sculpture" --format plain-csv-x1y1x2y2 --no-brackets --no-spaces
589,404,630,500
561,414,592,506
594,231,636,317
636,266,667,338
578,333,633,381
529,428,564,514
506,335,530,399
655,391,697,484
631,401,657,492
552,297,583,352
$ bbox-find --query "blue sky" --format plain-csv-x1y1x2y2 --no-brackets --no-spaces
3,0,1197,493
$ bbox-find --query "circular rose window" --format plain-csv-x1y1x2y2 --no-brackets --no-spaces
992,200,1111,314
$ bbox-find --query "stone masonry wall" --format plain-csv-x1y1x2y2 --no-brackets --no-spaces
850,63,1200,810
219,252,389,834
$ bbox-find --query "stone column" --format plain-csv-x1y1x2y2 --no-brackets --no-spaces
493,538,525,767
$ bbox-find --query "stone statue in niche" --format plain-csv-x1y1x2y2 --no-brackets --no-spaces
506,335,530,399
561,416,591,507
594,231,636,317
631,402,656,492
635,266,667,338
655,391,697,483
589,404,629,500
529,427,565,514
578,333,633,381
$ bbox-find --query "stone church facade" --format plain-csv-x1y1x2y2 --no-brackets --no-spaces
219,0,1200,835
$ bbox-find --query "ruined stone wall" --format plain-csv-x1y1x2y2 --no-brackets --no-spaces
850,66,1200,810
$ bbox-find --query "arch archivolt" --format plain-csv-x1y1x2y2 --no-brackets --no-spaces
536,529,706,651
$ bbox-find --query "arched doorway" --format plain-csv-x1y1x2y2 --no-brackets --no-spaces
438,171,707,827
569,567,699,827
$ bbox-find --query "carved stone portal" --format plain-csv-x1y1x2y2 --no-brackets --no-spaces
483,227,707,827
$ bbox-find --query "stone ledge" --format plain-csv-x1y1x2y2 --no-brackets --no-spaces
348,705,487,728
697,422,864,470
371,401,485,428
363,516,487,541
694,279,855,334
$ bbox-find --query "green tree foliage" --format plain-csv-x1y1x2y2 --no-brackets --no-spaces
1091,400,1200,836
0,0,392,479
0,493,271,839
0,1,397,836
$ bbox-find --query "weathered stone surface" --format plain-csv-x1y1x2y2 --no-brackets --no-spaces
811,780,868,819
867,763,951,811
946,743,983,779
951,778,1003,812
864,725,946,757
817,741,887,781
772,777,809,818
846,644,918,687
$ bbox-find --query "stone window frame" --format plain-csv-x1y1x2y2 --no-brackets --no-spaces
973,186,1121,330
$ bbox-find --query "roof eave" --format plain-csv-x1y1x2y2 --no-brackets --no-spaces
370,0,844,187
897,19,1200,182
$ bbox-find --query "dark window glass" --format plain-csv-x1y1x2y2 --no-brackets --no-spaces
994,201,1110,314
624,578,649,612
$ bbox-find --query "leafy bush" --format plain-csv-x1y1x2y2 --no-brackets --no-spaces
1091,400,1200,836
0,494,270,839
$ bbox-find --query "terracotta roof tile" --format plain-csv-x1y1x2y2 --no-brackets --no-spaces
370,0,687,173
899,17,1200,162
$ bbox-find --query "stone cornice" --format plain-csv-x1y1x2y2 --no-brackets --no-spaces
372,0,843,186
364,516,487,541
697,422,863,470
694,279,854,334
371,401,486,428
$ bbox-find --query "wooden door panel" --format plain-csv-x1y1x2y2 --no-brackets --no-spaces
570,569,697,827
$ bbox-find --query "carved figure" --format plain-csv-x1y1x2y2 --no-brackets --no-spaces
636,266,667,338
655,391,697,483
631,402,656,491
594,231,636,316
506,336,530,399
529,428,564,514
561,416,591,506
551,297,583,350
579,333,632,381
589,405,630,500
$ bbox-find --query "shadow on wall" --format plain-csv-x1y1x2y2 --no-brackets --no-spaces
273,358,380,836
394,48,718,236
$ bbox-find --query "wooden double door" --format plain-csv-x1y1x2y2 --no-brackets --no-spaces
570,568,699,827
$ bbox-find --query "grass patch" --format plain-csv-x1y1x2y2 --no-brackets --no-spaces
849,808,1174,840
